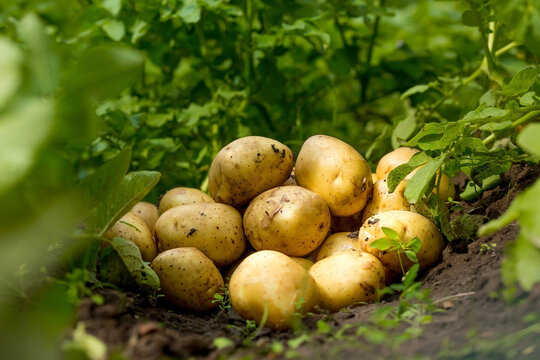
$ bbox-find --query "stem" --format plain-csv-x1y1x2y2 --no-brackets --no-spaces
433,291,476,304
482,110,540,146
397,250,406,276
360,0,385,104
465,0,497,73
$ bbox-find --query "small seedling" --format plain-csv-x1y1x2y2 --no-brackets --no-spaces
480,242,497,253
212,282,231,311
369,227,422,275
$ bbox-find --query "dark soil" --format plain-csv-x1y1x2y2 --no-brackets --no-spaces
77,163,540,360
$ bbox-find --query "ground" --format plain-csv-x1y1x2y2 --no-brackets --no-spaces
77,163,540,360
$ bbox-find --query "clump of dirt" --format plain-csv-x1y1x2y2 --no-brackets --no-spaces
77,163,540,360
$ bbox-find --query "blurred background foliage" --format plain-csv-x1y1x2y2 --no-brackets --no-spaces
0,0,539,358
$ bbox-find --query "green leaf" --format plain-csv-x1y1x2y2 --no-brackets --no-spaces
461,10,479,27
404,156,444,204
387,152,431,193
86,171,161,235
450,214,484,241
110,237,159,292
0,99,54,196
102,19,125,41
178,0,201,23
403,264,419,288
503,235,540,291
369,238,392,251
418,122,462,151
17,13,59,94
67,45,144,100
400,84,430,100
517,123,540,157
519,92,537,106
75,148,131,213
382,227,400,241
130,19,148,44
479,121,513,132
461,107,508,122
404,123,445,147
460,175,500,201
408,238,421,253
100,0,122,16
498,67,539,97
0,38,22,109
213,337,234,350
392,110,417,148
63,322,107,360
405,251,418,263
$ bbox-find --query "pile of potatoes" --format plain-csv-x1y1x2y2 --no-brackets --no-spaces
106,135,451,329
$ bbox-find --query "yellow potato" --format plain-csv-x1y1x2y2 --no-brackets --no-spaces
361,179,412,223
229,250,319,330
291,257,314,270
131,201,159,233
104,212,158,262
309,251,385,312
222,250,256,282
243,186,331,257
359,211,444,274
155,203,246,267
330,211,364,233
295,135,372,217
316,232,361,262
372,173,379,183
375,147,455,202
151,248,223,311
158,187,214,215
208,136,294,207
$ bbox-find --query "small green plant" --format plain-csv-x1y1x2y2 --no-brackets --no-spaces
480,242,497,254
369,227,422,275
212,282,231,312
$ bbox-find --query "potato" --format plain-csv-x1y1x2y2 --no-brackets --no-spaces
208,136,294,207
316,232,361,262
359,211,444,274
155,203,245,267
229,250,319,330
330,211,364,233
295,135,372,217
243,186,331,257
222,250,256,282
131,201,159,233
291,257,314,270
375,147,455,202
375,147,419,180
158,187,214,215
151,248,224,311
104,212,157,262
361,179,412,223
309,251,385,312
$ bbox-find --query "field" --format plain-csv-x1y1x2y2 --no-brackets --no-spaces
1,1,540,359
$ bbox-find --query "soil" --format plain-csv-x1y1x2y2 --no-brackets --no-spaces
77,163,540,360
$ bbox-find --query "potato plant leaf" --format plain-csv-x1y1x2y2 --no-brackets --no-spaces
408,238,421,253
502,234,540,291
405,251,418,263
404,157,445,204
370,238,391,251
404,123,445,147
382,227,400,241
85,170,161,235
517,123,540,158
387,152,431,193
498,67,539,98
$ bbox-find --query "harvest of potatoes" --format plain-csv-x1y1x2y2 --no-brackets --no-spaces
105,135,451,329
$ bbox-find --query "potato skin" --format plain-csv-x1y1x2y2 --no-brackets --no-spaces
131,201,159,233
208,136,294,207
295,135,372,217
361,179,412,223
316,232,361,262
155,203,246,267
105,212,158,262
151,248,224,311
359,211,444,274
243,186,331,257
309,251,385,312
229,250,319,330
330,211,364,233
158,187,214,215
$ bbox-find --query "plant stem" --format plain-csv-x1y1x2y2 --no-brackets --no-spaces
360,0,385,104
465,0,497,73
482,110,540,146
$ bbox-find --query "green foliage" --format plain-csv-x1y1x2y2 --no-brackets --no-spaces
212,282,231,312
370,226,422,275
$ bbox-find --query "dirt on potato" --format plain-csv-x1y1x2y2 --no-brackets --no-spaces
77,163,540,360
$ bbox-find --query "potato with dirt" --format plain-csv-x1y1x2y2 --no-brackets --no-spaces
330,211,364,233
361,179,413,222
155,203,245,267
158,187,214,215
316,232,361,262
243,186,331,257
359,210,444,274
151,248,224,311
375,147,455,202
208,136,294,207
309,251,385,312
131,201,159,233
295,135,372,217
229,250,319,330
104,212,158,262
